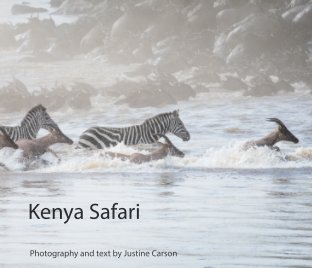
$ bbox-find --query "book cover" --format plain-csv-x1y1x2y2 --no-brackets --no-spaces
0,1,311,267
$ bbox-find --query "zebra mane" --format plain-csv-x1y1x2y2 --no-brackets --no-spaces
28,104,46,113
20,104,46,125
142,110,179,124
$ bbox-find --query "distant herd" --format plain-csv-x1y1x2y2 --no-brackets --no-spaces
0,104,300,171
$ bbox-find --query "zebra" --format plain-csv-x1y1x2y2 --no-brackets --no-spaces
1,104,60,141
78,110,190,149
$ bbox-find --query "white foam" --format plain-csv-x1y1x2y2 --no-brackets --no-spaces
0,148,25,171
20,141,311,173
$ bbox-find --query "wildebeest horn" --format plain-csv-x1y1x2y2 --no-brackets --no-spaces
266,118,287,129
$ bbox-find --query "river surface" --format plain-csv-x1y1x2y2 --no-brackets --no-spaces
1,92,312,268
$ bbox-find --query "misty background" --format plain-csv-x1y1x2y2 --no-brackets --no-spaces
0,0,311,111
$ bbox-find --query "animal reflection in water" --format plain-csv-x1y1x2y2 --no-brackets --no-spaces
104,135,184,164
243,118,299,151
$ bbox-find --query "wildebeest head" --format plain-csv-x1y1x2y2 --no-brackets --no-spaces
51,128,74,145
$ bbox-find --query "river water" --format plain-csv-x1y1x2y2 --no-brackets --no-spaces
1,91,312,268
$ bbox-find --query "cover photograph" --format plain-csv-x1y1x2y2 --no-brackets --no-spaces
0,0,311,267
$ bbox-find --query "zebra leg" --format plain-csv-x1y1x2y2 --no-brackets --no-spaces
157,134,185,158
153,134,165,143
154,134,173,144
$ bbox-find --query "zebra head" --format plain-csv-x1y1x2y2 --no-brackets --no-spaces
22,105,60,133
168,110,190,141
38,105,60,132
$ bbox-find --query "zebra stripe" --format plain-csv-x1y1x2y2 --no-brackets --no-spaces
1,105,59,141
78,110,190,149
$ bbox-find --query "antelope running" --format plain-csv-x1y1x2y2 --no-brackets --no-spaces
243,118,299,151
1,104,59,141
105,135,185,164
15,128,73,159
78,110,190,149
